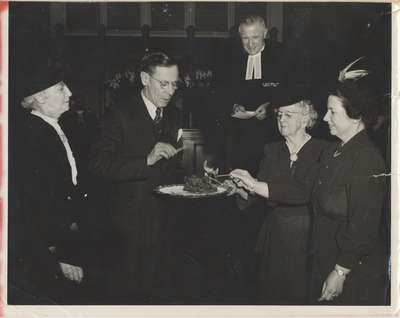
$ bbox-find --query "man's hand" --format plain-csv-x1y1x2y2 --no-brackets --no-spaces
147,142,183,166
59,262,84,283
255,102,270,120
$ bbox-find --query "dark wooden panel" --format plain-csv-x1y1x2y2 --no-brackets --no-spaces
107,3,141,31
181,129,216,176
195,2,228,32
234,3,267,25
66,3,99,32
10,2,50,33
151,2,185,31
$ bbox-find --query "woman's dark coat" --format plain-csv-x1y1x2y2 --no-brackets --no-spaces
311,130,389,305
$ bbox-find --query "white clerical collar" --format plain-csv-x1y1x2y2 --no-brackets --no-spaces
245,45,265,80
31,110,59,126
141,90,162,120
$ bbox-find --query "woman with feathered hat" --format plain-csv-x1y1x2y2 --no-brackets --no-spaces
310,57,390,305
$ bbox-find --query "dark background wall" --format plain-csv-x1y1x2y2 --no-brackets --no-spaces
284,3,391,89
7,3,392,305
9,2,391,121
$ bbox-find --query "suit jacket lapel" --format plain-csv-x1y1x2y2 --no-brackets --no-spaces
123,93,156,135
122,93,178,146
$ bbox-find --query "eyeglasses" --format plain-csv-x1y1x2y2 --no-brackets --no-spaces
147,73,180,90
275,110,306,120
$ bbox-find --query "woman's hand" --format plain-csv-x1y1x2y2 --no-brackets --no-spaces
230,169,270,198
318,267,348,301
59,262,84,283
222,179,237,196
223,179,248,200
230,169,257,193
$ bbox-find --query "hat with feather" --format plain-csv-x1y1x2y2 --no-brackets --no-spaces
329,56,382,127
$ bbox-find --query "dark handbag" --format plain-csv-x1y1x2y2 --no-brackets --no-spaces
318,185,349,218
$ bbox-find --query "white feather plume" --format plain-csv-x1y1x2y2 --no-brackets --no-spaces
338,56,369,82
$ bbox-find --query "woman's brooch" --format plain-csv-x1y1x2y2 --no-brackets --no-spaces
333,150,342,158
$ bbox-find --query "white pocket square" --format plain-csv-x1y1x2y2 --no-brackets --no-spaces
177,128,183,142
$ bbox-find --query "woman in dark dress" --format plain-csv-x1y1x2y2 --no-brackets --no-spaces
310,62,389,305
226,95,326,304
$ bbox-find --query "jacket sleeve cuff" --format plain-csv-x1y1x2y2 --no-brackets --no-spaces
136,156,152,179
336,252,359,270
122,156,152,180
267,182,281,201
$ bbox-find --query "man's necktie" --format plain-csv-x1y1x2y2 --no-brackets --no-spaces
154,107,163,139
154,107,162,124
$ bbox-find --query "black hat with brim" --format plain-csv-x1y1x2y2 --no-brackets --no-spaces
18,63,63,100
271,84,312,109
326,56,385,126
332,76,380,127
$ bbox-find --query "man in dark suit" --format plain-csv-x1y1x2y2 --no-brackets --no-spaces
226,15,285,175
13,72,99,304
89,52,183,303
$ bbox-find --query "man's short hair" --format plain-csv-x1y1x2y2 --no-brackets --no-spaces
140,52,177,75
238,15,266,33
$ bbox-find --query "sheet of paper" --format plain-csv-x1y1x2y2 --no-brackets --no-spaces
231,110,256,119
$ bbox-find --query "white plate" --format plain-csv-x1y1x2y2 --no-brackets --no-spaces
155,184,227,199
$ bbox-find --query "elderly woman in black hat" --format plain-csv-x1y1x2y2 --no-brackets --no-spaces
310,59,389,305
225,90,327,304
16,71,94,304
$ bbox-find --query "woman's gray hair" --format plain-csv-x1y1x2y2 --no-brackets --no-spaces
21,91,46,110
21,95,38,110
298,100,318,129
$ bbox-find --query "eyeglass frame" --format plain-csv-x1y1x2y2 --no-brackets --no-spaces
147,72,180,90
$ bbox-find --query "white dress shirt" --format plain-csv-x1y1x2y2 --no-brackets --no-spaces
245,46,265,80
141,91,183,142
141,91,162,120
31,110,78,186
